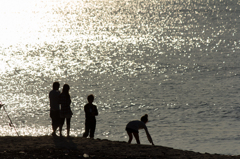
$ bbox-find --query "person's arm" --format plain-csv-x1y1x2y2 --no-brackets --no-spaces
49,92,52,107
68,97,71,106
84,105,88,114
58,94,62,104
144,126,154,145
93,106,98,116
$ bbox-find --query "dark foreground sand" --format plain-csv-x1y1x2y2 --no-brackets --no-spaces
0,136,239,159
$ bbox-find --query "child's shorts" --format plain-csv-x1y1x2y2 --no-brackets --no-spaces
125,127,139,133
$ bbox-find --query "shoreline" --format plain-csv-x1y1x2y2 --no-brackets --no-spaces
0,136,239,159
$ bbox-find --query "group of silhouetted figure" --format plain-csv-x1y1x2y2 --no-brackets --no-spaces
49,82,154,145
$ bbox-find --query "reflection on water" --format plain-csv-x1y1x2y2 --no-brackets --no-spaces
0,0,240,155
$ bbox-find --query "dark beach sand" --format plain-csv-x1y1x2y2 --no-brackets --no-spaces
0,136,239,159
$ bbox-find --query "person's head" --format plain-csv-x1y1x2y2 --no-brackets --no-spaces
53,82,60,90
62,84,70,94
141,114,148,123
87,94,94,103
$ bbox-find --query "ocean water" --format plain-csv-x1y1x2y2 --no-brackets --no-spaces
0,0,240,155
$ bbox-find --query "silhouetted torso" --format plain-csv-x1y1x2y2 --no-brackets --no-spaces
84,103,98,122
49,90,60,111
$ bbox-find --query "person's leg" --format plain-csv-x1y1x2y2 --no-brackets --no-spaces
66,118,71,137
133,132,140,144
83,121,90,137
89,121,96,138
51,110,60,136
55,110,60,131
50,111,56,135
52,124,57,136
127,131,133,144
59,118,65,137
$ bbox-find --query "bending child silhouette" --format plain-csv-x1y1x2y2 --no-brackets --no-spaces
83,94,98,138
125,114,154,145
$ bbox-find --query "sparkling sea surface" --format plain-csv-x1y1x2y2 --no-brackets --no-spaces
0,0,240,155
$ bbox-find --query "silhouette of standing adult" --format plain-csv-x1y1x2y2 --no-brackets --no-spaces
83,94,98,138
125,114,154,145
59,84,73,137
49,82,60,136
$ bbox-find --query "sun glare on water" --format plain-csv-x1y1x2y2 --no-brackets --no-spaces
0,0,64,47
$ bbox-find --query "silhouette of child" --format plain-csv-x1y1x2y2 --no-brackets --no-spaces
83,94,98,138
126,114,154,145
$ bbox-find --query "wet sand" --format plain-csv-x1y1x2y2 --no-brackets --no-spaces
0,136,239,159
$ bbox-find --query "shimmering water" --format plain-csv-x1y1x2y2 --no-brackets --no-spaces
0,0,240,155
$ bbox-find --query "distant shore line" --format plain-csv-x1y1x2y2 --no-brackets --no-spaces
0,136,239,159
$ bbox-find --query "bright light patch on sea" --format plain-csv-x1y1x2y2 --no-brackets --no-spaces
0,0,240,156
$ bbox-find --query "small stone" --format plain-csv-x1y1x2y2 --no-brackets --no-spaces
83,153,89,158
